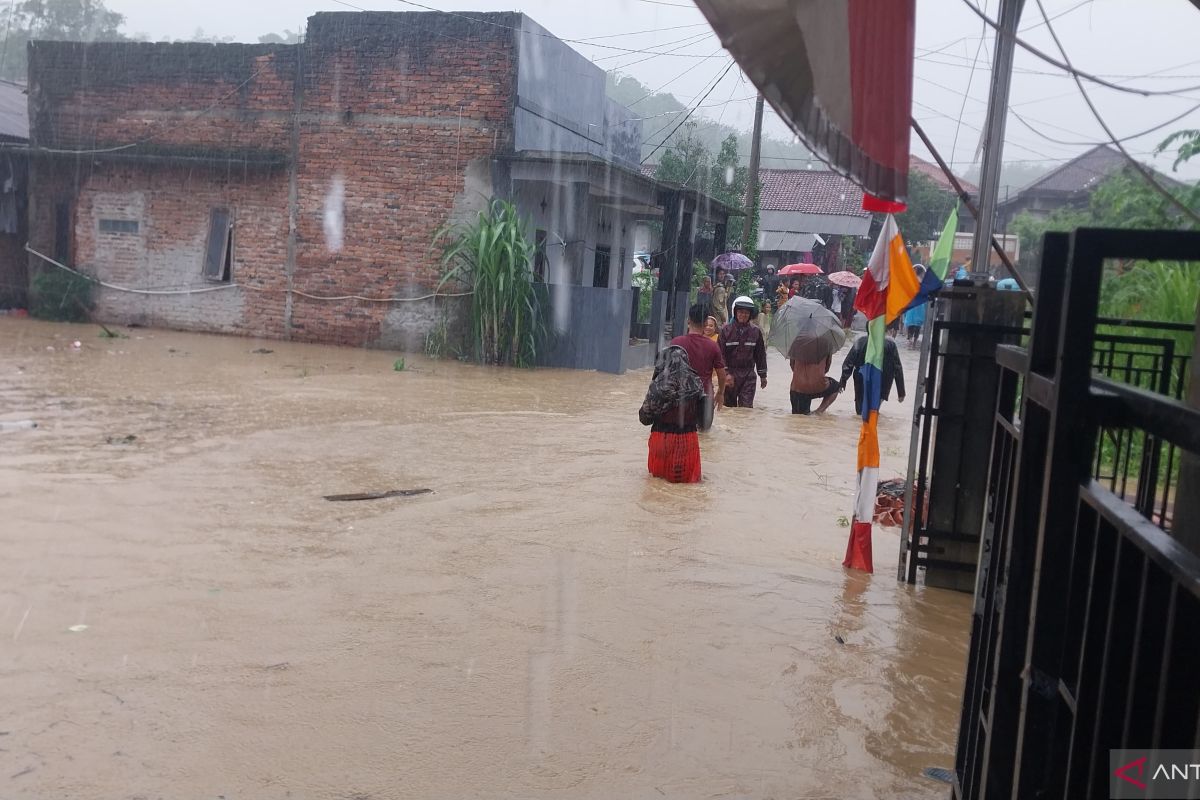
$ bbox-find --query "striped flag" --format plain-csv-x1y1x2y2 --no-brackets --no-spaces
843,210,957,573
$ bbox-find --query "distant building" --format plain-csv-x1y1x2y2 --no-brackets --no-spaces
996,145,1130,231
755,169,871,271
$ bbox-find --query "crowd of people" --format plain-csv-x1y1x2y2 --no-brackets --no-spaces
639,296,908,484
700,267,860,332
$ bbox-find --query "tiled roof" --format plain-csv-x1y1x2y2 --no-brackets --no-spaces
910,154,977,195
757,169,869,216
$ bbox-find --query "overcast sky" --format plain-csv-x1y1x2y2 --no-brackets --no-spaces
109,0,1200,180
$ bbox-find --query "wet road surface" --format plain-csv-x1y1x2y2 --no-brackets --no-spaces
1,318,970,799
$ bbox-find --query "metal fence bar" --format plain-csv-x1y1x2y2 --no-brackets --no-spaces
954,227,1200,799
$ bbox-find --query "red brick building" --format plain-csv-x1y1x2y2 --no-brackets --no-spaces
24,11,734,366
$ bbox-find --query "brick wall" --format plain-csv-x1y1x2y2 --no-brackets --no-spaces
289,11,516,346
25,11,521,348
72,164,288,334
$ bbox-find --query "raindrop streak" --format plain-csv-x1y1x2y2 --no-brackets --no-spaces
12,606,31,641
323,174,346,253
724,166,734,186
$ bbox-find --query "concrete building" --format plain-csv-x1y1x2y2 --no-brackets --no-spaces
23,11,734,372
0,79,28,308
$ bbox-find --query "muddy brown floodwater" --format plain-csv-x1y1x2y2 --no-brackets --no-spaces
0,317,971,799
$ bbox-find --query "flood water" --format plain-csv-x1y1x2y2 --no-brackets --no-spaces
1,317,971,799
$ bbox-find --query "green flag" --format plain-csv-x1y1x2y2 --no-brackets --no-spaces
928,206,958,282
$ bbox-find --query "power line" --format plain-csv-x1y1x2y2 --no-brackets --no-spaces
641,60,736,163
576,22,710,42
390,0,719,58
599,31,713,68
917,0,1094,60
620,45,726,105
959,0,1200,98
950,0,990,167
1033,0,1200,225
634,0,700,8
918,51,1200,83
1010,100,1200,148
627,94,758,123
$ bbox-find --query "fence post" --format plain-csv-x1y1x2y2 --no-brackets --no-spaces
921,286,1026,592
1172,302,1200,556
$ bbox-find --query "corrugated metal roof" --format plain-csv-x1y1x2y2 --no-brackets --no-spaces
758,169,869,217
758,230,816,252
0,80,28,141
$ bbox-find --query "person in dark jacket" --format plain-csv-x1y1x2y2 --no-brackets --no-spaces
839,329,906,415
718,296,768,408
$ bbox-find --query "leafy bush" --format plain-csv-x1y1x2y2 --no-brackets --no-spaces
30,268,92,321
434,199,545,367
632,269,655,324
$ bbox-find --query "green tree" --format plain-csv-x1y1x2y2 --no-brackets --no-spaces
258,29,303,44
896,170,957,243
654,121,710,191
607,72,814,167
707,134,747,208
740,180,760,260
0,0,126,80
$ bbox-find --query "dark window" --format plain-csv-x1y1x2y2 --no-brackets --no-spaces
592,245,611,289
534,229,547,282
203,208,233,282
99,219,139,234
54,201,71,263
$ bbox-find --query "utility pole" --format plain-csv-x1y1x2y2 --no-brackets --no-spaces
970,0,1025,281
742,94,765,253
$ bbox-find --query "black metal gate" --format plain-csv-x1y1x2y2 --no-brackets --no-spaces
901,311,1193,586
952,229,1200,799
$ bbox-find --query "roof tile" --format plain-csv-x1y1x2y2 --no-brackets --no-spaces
757,169,869,216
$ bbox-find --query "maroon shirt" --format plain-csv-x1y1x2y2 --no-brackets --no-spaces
670,333,725,395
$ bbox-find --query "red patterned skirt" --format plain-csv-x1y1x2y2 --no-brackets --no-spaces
647,428,702,483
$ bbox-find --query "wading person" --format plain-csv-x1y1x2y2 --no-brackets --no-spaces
839,329,906,415
789,353,840,415
639,345,706,483
670,303,727,430
718,296,768,408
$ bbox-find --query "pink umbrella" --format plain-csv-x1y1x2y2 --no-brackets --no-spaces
778,262,823,276
827,271,863,288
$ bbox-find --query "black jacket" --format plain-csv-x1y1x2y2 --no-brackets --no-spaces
840,335,906,407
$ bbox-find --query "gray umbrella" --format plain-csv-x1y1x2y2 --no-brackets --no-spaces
767,296,846,362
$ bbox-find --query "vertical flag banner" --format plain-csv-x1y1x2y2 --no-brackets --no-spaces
844,210,956,573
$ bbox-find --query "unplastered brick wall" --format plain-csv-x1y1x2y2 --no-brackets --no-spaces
288,11,517,346
27,43,297,155
26,11,523,347
73,164,289,336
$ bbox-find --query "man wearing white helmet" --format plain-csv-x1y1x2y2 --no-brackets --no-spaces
717,296,768,408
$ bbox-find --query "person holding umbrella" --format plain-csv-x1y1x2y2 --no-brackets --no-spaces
767,296,847,415
718,296,768,408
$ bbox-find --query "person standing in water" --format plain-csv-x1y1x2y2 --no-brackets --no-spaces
718,296,768,408
839,328,906,415
639,346,706,483
669,303,727,430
